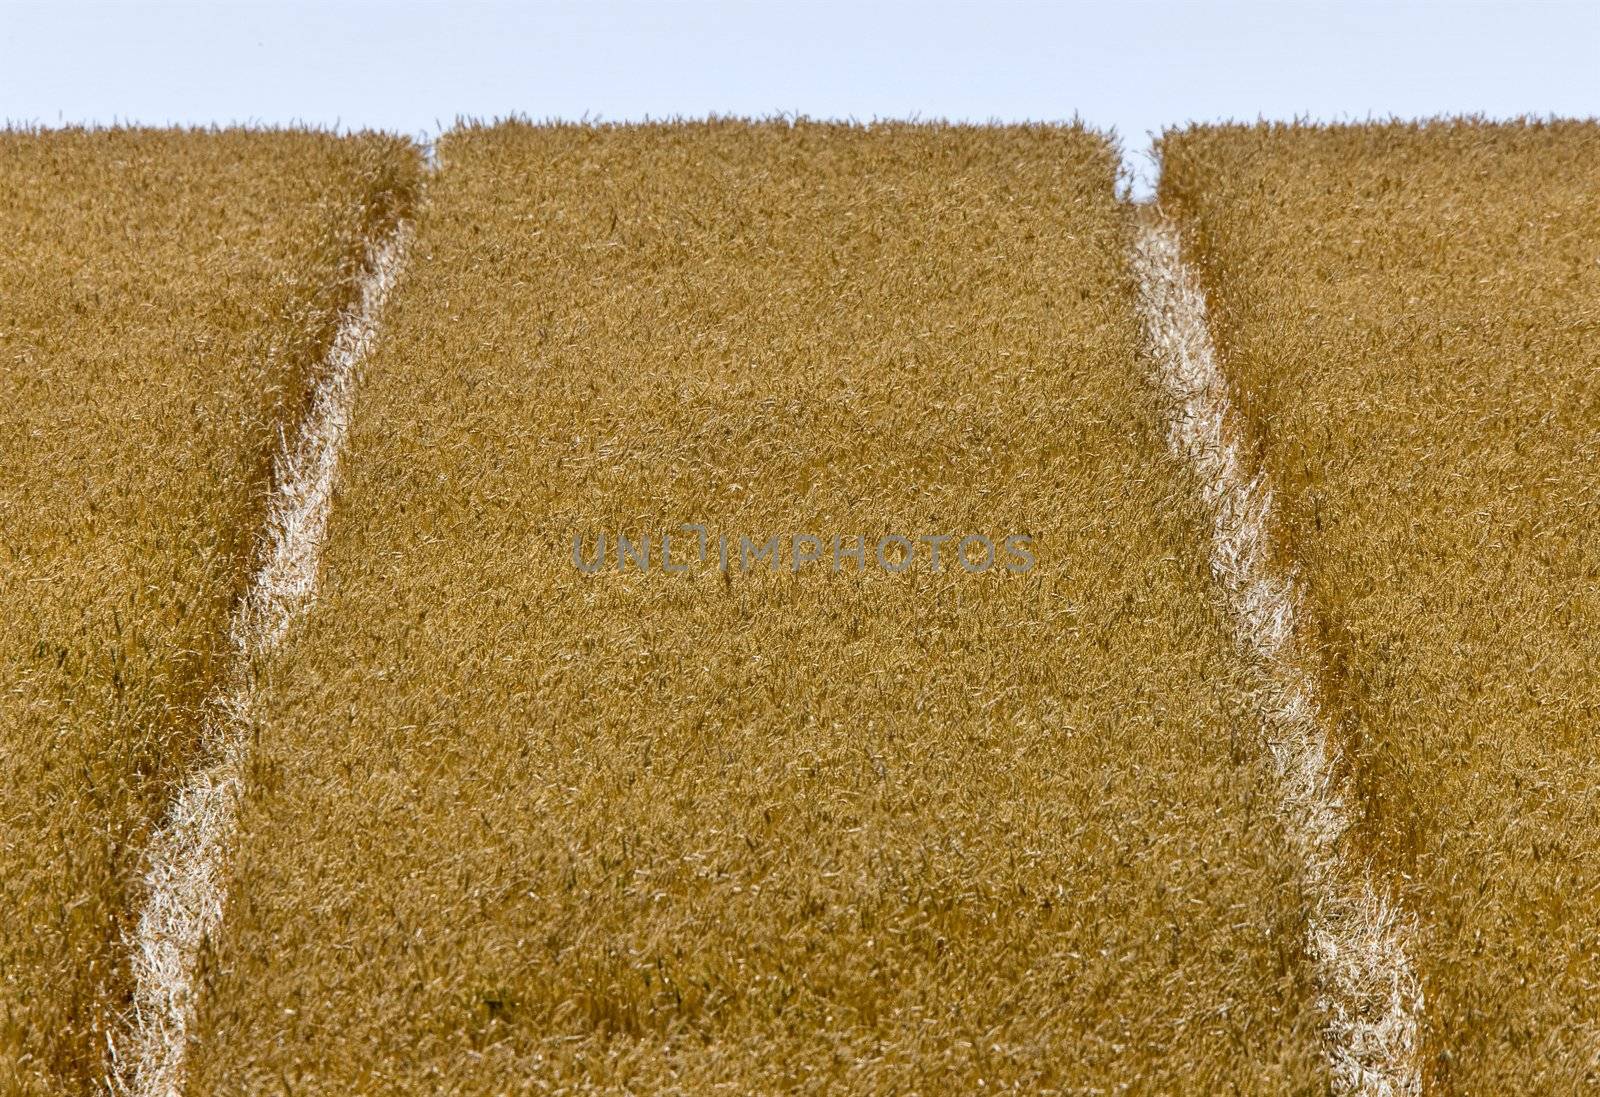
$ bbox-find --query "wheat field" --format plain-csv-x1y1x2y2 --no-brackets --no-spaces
0,128,419,1095
175,121,1340,1094
0,118,1595,1096
1160,118,1600,1093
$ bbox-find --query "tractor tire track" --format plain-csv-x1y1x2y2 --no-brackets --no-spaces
111,222,411,1097
1132,210,1423,1096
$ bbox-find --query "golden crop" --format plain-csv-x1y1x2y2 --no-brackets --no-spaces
1160,119,1600,1094
0,128,419,1094
11,116,1593,1095
183,121,1331,1093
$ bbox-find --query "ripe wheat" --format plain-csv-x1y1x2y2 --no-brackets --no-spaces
1160,118,1600,1094
0,127,419,1095
183,120,1333,1093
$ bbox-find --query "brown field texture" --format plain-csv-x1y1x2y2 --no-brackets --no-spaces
0,129,419,1094
183,122,1335,1093
1160,120,1600,1093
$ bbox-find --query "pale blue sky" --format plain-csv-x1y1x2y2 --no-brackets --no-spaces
3,0,1596,196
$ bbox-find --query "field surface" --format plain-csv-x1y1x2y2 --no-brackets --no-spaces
0,129,418,1094
10,118,1595,1096
1161,120,1600,1093
181,122,1334,1093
